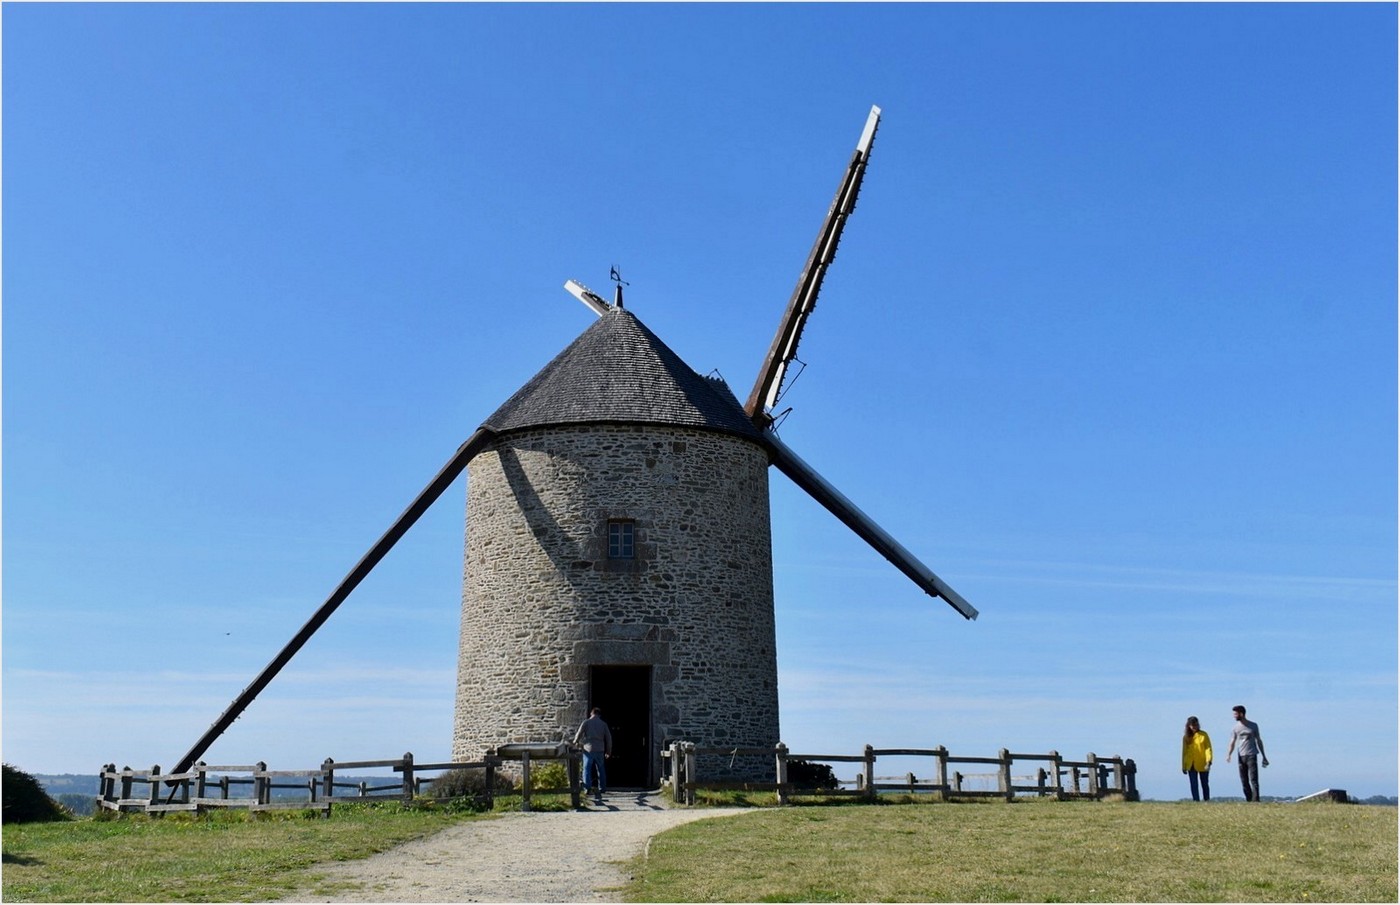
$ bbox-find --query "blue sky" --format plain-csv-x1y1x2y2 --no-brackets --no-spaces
3,3,1395,800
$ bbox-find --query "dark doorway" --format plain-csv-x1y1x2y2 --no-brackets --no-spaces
589,665,651,788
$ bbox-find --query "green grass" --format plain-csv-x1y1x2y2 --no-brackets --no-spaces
625,800,1398,902
1,804,489,902
4,798,1394,902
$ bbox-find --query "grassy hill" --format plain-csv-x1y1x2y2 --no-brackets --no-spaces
626,799,1397,902
2,798,1395,902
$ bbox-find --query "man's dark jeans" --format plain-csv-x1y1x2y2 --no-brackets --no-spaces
1238,755,1260,801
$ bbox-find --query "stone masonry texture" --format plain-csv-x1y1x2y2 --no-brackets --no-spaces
452,423,779,782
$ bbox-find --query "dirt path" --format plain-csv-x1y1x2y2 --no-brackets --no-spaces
280,792,750,903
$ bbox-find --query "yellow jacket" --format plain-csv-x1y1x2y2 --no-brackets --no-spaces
1182,730,1213,772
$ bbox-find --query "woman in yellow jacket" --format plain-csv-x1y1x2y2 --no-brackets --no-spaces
1182,716,1213,801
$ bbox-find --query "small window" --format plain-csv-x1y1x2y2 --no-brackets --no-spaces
607,519,635,560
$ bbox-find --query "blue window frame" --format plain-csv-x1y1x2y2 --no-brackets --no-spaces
607,520,635,560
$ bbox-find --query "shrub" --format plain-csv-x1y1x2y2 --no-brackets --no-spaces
787,758,840,790
528,762,569,792
424,768,513,810
3,764,71,824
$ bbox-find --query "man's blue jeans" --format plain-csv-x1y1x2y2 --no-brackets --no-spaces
582,751,607,796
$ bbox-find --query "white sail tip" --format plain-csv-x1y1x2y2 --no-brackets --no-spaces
564,279,611,318
857,105,881,155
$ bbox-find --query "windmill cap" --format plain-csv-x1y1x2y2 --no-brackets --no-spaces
480,308,763,441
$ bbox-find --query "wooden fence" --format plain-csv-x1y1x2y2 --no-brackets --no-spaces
96,745,583,817
663,743,1138,804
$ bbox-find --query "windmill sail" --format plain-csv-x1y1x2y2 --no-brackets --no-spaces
170,426,497,777
745,105,881,425
764,431,978,620
747,104,978,621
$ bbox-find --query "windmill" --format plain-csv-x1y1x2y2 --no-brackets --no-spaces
171,105,977,787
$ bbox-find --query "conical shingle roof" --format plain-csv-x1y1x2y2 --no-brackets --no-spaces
481,308,763,441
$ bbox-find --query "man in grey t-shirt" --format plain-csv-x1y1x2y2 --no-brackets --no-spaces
1225,704,1270,801
573,707,612,802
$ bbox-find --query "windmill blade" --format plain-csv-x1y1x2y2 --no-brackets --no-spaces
745,105,881,425
170,426,498,777
565,279,611,317
763,429,978,620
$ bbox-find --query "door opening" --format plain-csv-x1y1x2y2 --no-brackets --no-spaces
588,665,652,789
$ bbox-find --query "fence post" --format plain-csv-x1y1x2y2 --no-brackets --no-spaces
775,743,789,805
401,752,415,803
99,764,115,809
1111,755,1124,797
569,745,581,809
485,756,498,810
194,762,208,803
683,743,697,805
255,762,269,805
1037,768,1047,797
1124,758,1139,801
1048,750,1063,800
1086,753,1100,798
148,765,162,814
863,745,876,801
119,766,134,809
521,750,533,812
905,772,916,793
953,771,963,793
933,746,948,800
999,749,1013,801
321,758,335,803
670,742,683,803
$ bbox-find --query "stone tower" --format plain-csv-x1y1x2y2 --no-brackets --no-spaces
451,308,779,786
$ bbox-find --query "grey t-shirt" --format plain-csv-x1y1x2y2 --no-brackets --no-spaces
1231,718,1262,757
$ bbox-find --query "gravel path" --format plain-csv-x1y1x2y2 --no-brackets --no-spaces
280,792,750,903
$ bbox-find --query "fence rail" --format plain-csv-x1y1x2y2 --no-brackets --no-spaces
99,741,1136,815
96,745,584,817
663,743,1138,804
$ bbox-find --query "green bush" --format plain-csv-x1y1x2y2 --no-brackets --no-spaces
2,764,71,824
528,762,570,791
424,768,513,810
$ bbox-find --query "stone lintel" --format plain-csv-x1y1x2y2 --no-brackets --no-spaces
572,640,670,666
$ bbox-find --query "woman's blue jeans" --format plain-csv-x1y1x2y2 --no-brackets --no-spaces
1188,767,1210,801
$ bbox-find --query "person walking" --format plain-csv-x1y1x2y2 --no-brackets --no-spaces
1181,716,1213,801
573,706,612,803
1225,704,1269,801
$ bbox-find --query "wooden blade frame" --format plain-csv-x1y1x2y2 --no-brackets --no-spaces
747,106,978,621
764,430,978,621
745,105,881,425
170,427,498,778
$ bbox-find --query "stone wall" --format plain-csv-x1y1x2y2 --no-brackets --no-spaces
452,423,779,781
